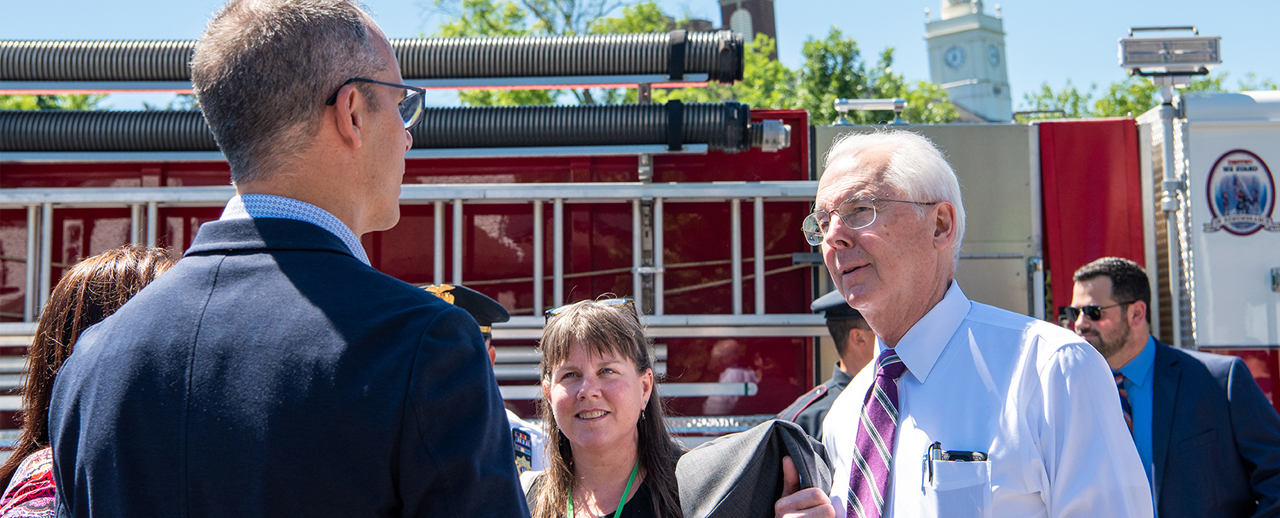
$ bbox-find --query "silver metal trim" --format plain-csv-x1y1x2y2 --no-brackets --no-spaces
654,197,665,316
754,196,765,315
404,144,710,160
433,202,445,285
731,198,742,315
403,74,710,89
452,199,463,284
499,381,753,400
533,200,544,315
0,182,817,206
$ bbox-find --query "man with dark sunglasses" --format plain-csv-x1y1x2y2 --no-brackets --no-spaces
1071,256,1280,518
47,1,526,517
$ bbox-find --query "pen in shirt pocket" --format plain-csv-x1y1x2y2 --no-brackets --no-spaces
924,441,989,491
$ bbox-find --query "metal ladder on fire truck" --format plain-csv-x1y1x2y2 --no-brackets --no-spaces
0,32,828,442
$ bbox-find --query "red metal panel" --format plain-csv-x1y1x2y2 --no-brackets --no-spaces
1039,119,1144,315
1,110,816,416
0,211,29,321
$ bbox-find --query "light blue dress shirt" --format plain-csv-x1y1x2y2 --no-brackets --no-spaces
219,194,371,266
1117,336,1157,501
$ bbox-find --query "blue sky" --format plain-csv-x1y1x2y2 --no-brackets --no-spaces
2,0,1276,110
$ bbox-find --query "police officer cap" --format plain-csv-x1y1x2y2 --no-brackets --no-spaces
422,284,510,336
811,290,862,321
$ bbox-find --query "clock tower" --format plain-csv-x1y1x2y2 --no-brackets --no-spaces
925,0,1012,122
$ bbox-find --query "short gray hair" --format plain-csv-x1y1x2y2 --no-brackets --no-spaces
192,0,388,184
824,130,966,265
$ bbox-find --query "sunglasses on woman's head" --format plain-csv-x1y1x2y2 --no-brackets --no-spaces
544,298,636,323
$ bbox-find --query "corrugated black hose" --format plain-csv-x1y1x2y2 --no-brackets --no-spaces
0,31,743,83
0,101,774,154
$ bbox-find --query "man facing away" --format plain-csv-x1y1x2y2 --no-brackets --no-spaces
778,290,876,441
1070,257,1280,518
47,1,527,516
812,131,1151,517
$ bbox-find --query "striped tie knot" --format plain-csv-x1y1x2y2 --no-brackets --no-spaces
874,349,906,381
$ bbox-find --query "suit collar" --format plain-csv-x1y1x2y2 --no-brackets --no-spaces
1150,338,1181,505
186,218,357,259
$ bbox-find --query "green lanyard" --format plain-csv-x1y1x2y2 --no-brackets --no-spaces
567,461,638,518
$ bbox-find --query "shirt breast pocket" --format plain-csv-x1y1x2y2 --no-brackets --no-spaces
919,460,992,518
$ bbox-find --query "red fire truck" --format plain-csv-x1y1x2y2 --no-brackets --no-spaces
2,33,1278,454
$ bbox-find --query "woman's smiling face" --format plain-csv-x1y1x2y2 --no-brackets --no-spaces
545,341,653,455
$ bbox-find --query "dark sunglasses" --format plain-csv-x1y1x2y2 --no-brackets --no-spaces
1062,301,1134,322
544,298,636,323
324,77,426,129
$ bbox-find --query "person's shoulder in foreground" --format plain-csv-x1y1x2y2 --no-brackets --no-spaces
46,0,527,515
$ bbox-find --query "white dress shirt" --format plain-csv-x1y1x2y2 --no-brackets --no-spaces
822,282,1152,518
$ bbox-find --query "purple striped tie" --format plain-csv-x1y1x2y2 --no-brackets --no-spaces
847,349,907,518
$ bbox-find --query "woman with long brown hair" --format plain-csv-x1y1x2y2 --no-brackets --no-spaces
530,298,684,518
528,298,835,518
0,245,175,517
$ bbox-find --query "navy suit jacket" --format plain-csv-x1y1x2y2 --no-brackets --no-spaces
49,218,529,518
1153,340,1280,518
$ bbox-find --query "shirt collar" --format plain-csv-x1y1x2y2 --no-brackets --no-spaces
1117,335,1157,388
876,281,970,385
220,194,371,266
832,362,856,387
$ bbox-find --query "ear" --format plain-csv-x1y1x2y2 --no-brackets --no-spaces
849,329,868,349
329,83,367,150
931,201,958,250
640,368,653,405
1128,300,1148,327
541,380,551,402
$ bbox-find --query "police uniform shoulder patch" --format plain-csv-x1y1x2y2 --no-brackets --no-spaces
512,428,534,474
781,384,829,422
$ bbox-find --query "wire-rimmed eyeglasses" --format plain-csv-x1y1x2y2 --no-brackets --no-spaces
325,77,426,130
1063,301,1134,322
801,197,937,245
544,298,636,324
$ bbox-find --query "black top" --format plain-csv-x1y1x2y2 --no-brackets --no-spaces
595,480,655,518
777,363,855,441
526,476,660,518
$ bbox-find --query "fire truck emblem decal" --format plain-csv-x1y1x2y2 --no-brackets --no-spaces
1204,149,1279,235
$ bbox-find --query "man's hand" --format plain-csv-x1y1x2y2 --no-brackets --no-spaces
775,456,836,518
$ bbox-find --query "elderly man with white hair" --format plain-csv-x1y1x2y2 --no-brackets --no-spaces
809,131,1152,518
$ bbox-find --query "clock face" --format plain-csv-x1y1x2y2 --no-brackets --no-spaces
945,46,965,69
988,44,1000,67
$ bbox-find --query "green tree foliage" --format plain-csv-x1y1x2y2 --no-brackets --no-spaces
1018,79,1095,120
653,34,794,108
434,0,559,106
791,29,956,125
0,94,106,110
142,93,200,111
430,3,958,125
586,1,666,34
1020,71,1276,121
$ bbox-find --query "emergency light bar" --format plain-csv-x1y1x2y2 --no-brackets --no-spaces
1120,26,1221,77
832,98,908,126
